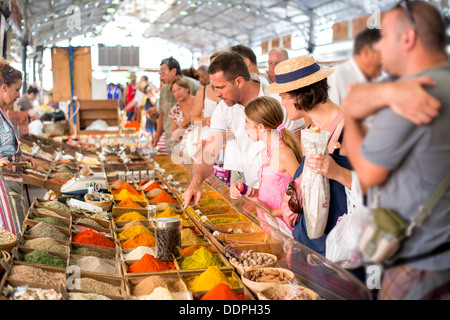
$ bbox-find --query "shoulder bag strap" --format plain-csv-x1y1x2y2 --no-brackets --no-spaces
407,173,450,236
327,111,344,154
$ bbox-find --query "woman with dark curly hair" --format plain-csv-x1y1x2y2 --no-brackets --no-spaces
266,55,365,282
0,58,37,234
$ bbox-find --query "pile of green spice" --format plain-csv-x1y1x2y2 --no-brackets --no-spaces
21,250,67,268
75,218,104,229
40,201,70,211
34,208,65,219
32,217,67,228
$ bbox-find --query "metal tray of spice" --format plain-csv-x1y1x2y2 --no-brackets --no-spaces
174,249,234,274
22,220,72,243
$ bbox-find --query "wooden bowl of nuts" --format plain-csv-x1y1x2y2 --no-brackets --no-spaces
228,250,277,275
256,284,320,300
241,267,295,294
0,229,17,253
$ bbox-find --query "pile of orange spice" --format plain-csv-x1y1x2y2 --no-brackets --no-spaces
128,253,175,273
121,233,155,249
116,198,144,208
112,183,141,195
200,283,246,300
143,181,162,192
149,190,178,203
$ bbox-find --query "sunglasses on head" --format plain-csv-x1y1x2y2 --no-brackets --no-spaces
3,66,14,77
286,181,301,213
396,0,417,31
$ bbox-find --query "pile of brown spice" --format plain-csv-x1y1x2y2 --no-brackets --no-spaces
27,222,69,242
75,278,121,297
8,265,66,287
23,237,69,255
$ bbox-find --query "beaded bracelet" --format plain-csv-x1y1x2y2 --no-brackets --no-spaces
240,183,254,197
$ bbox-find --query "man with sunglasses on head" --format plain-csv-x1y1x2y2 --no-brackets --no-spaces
151,57,200,153
343,1,449,300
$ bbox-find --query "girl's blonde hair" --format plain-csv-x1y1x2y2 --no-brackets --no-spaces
245,96,302,164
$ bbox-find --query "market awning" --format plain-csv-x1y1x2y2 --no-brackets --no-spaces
5,0,450,54
2,1,412,49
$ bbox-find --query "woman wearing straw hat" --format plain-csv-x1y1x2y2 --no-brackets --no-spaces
265,55,364,279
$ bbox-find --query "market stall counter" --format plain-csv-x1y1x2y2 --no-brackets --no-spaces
3,133,372,300
151,155,372,301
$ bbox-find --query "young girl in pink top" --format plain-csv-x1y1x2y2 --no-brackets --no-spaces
230,96,302,237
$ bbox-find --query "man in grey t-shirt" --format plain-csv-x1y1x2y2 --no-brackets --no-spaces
342,1,449,300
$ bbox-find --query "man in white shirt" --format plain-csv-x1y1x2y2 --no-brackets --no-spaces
226,45,301,184
183,51,304,207
262,48,289,84
327,28,382,106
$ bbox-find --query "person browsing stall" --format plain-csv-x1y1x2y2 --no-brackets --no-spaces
342,1,449,300
0,59,37,234
265,55,366,281
15,85,40,121
230,96,302,237
151,57,200,153
183,52,304,208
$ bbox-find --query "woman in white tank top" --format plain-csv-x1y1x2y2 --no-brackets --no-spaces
191,66,221,143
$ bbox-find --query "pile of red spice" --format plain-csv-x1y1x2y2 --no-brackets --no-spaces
72,229,115,248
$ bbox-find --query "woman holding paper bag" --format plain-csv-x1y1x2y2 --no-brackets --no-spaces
265,55,353,257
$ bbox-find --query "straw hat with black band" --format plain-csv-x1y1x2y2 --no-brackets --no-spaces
265,55,334,94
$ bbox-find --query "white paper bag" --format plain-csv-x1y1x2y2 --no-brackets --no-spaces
301,129,330,239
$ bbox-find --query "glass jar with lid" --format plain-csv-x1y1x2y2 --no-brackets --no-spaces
154,217,181,261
